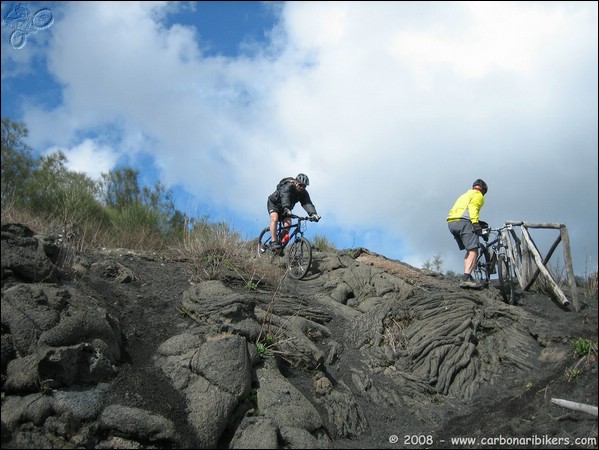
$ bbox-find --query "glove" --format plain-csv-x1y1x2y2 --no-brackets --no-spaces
310,214,321,222
282,208,292,217
472,222,482,236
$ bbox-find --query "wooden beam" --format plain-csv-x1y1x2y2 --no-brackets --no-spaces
503,228,525,289
560,227,580,311
519,232,535,288
523,233,562,291
551,398,598,416
521,222,564,229
520,227,570,307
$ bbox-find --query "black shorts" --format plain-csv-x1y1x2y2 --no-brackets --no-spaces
267,200,282,215
448,220,479,251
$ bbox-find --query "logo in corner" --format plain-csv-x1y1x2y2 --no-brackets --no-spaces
2,2,54,49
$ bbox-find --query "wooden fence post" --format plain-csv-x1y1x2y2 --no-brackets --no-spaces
520,227,570,308
519,229,534,289
559,226,580,311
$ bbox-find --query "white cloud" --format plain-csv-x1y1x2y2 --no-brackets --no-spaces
44,139,119,181
390,1,570,78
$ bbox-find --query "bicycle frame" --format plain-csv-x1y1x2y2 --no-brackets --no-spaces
473,224,516,304
261,215,308,250
276,219,305,249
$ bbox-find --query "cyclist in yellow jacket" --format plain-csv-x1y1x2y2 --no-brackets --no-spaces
447,179,488,288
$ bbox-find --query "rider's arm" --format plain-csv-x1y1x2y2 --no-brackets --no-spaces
279,183,294,211
300,191,317,216
468,191,485,224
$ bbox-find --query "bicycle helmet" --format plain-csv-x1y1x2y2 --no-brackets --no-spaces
296,173,310,186
472,179,488,195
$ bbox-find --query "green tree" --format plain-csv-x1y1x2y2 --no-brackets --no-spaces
26,150,104,227
101,167,183,238
2,117,186,247
101,168,141,209
1,118,37,206
423,254,444,272
141,182,176,225
27,150,70,215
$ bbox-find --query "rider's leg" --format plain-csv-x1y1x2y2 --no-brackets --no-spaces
269,211,280,243
459,221,479,280
280,216,292,243
464,248,478,276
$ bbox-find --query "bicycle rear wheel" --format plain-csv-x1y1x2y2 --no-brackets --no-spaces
287,237,312,279
497,254,515,305
472,244,490,285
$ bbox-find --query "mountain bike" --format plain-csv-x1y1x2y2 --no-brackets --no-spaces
257,214,318,279
473,222,516,305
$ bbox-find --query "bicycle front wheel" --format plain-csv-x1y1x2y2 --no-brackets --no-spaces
257,227,271,257
472,244,490,285
498,254,515,305
287,237,312,279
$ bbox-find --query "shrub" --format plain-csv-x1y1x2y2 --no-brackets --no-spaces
312,234,336,252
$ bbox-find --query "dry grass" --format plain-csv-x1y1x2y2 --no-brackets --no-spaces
2,202,288,291
2,203,82,274
581,264,598,299
1,202,49,234
533,258,598,301
181,221,287,290
565,338,597,382
382,310,415,356
312,234,336,252
182,221,245,282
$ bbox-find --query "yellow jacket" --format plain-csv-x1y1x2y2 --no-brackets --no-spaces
447,189,485,223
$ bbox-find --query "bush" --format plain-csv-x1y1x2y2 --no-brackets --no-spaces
313,234,336,252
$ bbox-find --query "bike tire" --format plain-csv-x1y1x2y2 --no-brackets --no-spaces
32,8,54,29
287,237,312,279
10,30,27,49
497,254,515,305
472,244,490,285
257,227,271,257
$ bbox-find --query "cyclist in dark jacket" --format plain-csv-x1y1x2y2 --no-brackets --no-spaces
447,179,488,289
267,173,320,249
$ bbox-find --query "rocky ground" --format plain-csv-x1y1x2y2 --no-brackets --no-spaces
1,223,597,449
75,250,599,449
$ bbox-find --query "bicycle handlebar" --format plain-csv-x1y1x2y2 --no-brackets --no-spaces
480,224,512,243
482,224,512,233
288,214,320,222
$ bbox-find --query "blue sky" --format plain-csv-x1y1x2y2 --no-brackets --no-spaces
1,1,597,276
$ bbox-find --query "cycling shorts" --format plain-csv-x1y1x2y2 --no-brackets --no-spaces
448,220,479,251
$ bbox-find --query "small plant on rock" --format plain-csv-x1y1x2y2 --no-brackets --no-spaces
255,333,276,357
565,367,581,382
564,337,597,382
573,337,593,356
256,342,272,357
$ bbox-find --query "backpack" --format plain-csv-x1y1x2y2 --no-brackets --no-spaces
277,177,296,189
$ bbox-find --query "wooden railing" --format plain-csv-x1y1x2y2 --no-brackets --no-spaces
503,221,579,311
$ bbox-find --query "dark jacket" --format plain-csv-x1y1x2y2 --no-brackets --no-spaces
267,182,317,216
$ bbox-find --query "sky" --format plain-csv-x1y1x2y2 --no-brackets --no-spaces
1,1,597,277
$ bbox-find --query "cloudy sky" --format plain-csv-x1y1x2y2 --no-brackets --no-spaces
2,1,597,276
